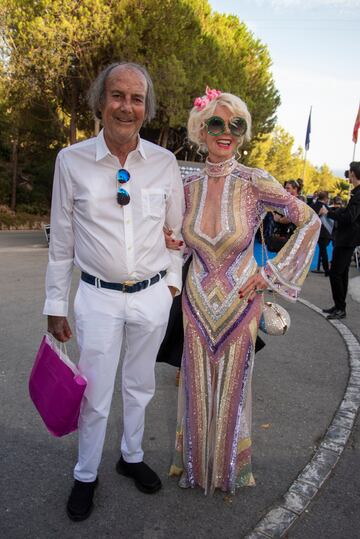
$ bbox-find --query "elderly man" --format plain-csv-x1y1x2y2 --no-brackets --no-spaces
321,161,360,319
44,62,184,520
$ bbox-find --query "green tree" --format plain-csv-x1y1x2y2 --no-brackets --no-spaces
108,0,207,146
249,126,303,182
106,1,280,151
1,0,115,208
1,0,114,143
305,164,336,195
191,9,280,146
332,179,350,199
1,0,281,145
248,126,344,196
0,0,283,208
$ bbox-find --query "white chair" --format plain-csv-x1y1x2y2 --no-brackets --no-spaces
354,246,360,269
43,223,50,246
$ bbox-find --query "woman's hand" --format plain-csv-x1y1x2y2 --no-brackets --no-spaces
164,227,184,250
238,272,268,302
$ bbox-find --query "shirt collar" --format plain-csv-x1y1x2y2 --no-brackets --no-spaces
95,129,147,162
137,137,147,160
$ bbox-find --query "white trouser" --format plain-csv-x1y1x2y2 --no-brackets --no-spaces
73,278,172,482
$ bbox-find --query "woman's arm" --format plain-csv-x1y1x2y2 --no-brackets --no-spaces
253,169,321,302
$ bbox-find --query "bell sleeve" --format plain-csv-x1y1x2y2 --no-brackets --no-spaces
253,169,321,302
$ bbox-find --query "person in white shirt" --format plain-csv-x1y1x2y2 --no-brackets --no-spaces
44,62,184,521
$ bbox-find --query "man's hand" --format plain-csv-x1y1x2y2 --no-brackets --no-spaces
319,206,328,216
168,286,177,298
47,315,73,342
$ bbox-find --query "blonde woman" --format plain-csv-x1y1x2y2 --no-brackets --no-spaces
169,88,320,494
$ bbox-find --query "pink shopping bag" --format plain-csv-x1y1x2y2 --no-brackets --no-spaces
29,335,87,437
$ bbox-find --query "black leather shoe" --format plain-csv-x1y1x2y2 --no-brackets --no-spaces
327,309,346,320
322,305,336,314
116,456,162,494
66,478,98,521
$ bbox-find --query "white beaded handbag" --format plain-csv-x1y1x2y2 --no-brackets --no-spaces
260,301,291,336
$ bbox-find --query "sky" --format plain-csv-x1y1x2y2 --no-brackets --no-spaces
208,0,360,176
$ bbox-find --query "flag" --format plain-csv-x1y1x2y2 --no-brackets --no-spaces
305,107,312,151
353,103,360,144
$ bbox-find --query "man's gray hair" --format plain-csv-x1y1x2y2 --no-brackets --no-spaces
88,62,156,124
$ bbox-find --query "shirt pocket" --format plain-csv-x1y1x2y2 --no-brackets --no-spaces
142,188,166,220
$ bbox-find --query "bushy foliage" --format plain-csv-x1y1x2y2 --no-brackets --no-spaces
0,0,340,215
249,126,343,195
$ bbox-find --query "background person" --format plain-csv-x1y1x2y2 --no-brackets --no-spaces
284,178,303,197
330,195,344,208
44,62,184,520
311,191,333,276
321,161,360,319
169,88,320,494
265,179,303,252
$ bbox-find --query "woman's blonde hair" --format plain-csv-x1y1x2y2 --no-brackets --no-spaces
187,92,252,151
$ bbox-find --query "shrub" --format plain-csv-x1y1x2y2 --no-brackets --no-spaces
0,205,49,229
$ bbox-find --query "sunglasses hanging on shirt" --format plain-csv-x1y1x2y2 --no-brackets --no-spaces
205,115,248,137
117,169,131,206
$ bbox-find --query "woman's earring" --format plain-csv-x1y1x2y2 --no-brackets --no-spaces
236,144,242,160
197,144,207,160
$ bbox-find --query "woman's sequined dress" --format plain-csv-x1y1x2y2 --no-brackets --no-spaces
170,163,320,494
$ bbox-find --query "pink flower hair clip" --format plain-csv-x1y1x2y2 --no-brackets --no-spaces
194,86,222,111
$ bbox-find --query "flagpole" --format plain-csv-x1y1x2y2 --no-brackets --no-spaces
352,99,360,160
302,149,307,179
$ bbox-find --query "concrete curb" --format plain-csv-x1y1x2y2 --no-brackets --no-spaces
244,298,360,539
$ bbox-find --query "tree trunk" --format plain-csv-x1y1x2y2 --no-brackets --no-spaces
10,134,18,211
69,78,78,145
158,125,170,148
94,118,100,136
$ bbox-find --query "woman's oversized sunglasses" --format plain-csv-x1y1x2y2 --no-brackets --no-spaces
205,115,247,137
117,169,131,206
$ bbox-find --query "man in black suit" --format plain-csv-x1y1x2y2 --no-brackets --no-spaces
321,161,360,319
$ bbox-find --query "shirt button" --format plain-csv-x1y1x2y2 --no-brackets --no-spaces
126,219,131,224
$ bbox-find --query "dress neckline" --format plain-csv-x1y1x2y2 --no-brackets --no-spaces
195,175,231,244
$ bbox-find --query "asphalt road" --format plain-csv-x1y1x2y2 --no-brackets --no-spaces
1,231,359,539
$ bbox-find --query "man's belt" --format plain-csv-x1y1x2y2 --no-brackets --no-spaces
81,270,167,293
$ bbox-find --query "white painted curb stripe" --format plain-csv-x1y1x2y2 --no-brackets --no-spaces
244,298,360,539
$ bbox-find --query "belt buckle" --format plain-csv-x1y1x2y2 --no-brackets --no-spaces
122,280,136,292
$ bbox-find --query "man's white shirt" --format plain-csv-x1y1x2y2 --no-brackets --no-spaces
44,129,184,316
